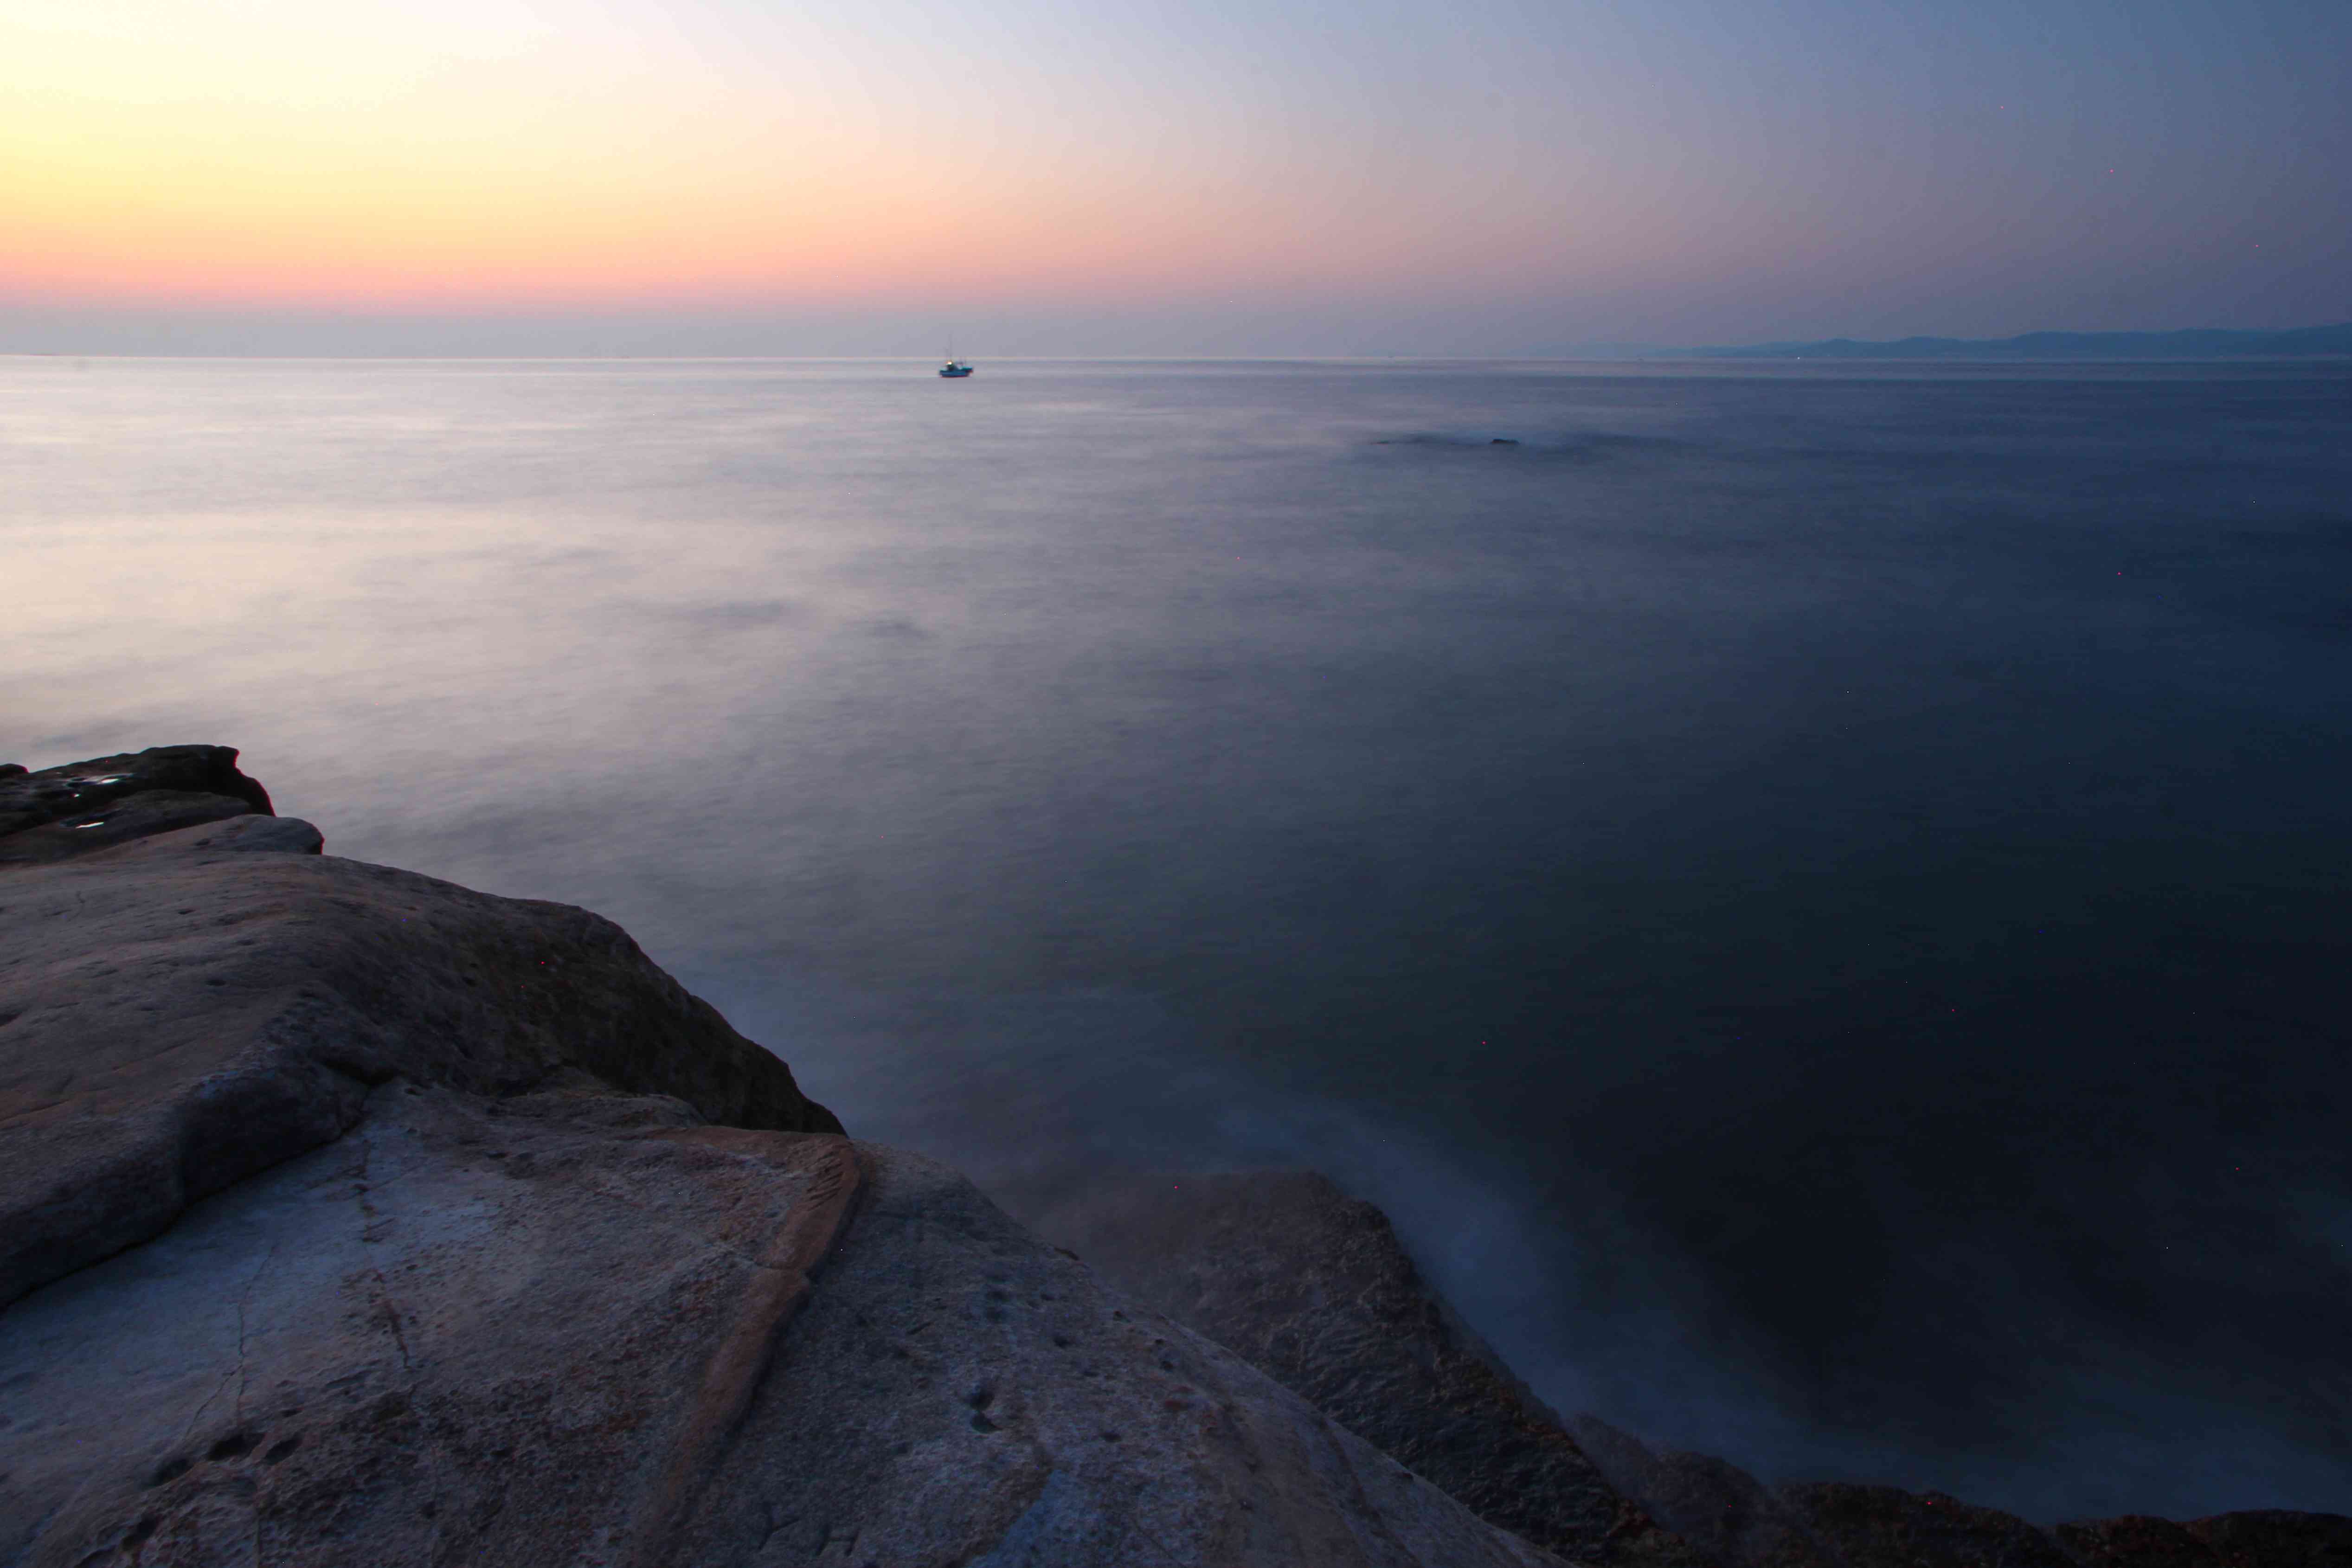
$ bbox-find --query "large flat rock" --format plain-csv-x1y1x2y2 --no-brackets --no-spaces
0,842,839,1309
0,1085,1568,1568
0,1083,855,1567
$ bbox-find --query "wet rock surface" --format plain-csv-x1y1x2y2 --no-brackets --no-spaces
1025,1170,1707,1567
0,744,274,857
1037,1175,2352,1568
0,788,264,864
93,810,329,859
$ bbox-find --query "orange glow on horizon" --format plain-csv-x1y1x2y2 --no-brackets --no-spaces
0,0,1610,315
3,119,1567,313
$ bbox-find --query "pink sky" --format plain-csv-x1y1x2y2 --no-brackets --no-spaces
6,0,2346,352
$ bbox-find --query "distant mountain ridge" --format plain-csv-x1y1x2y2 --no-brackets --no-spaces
1680,322,2352,360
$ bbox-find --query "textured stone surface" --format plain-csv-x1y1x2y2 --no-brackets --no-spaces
674,1145,1568,1568
0,745,280,866
1026,1170,1705,1567
1026,1176,2352,1568
0,1089,1568,1568
1566,1416,1835,1568
1573,1417,2352,1568
1774,1482,2079,1568
2054,1516,2230,1567
0,743,273,817
0,790,263,865
0,755,1566,1568
0,745,271,839
0,843,839,1309
0,1084,861,1568
91,812,328,859
6,748,2340,1568
2172,1511,2352,1568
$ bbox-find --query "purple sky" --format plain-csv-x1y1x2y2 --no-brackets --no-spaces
4,0,2346,353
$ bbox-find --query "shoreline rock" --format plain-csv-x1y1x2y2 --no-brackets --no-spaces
0,744,273,862
1026,1169,1706,1567
3,745,2344,1566
0,778,839,1309
0,747,1568,1567
1033,1170,2352,1568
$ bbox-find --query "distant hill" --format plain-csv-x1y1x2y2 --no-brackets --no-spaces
1679,322,2352,360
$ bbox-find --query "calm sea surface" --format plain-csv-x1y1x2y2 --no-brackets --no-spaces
7,356,2351,1519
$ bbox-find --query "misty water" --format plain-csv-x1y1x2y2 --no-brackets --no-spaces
8,355,2351,1523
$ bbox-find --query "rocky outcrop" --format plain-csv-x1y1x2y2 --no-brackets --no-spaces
1562,1415,1838,1568
1025,1170,1708,1567
2,1081,860,1567
0,747,1567,1568
0,1093,1563,1567
8,745,2342,1567
0,764,841,1310
2058,1512,2352,1568
0,744,273,863
1571,1418,2352,1568
1777,1481,2080,1568
674,1146,1567,1568
1037,1173,2352,1568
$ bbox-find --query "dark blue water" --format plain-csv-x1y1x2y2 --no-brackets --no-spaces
6,356,2350,1520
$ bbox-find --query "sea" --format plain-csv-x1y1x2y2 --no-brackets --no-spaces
6,355,2350,1523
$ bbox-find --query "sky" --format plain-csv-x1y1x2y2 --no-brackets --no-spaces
3,0,2348,355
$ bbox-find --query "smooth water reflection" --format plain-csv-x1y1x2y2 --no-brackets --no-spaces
8,356,2352,1519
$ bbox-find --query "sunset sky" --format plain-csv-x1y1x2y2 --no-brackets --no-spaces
5,0,2347,354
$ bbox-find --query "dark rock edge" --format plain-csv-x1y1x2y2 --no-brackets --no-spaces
3,745,2343,1568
